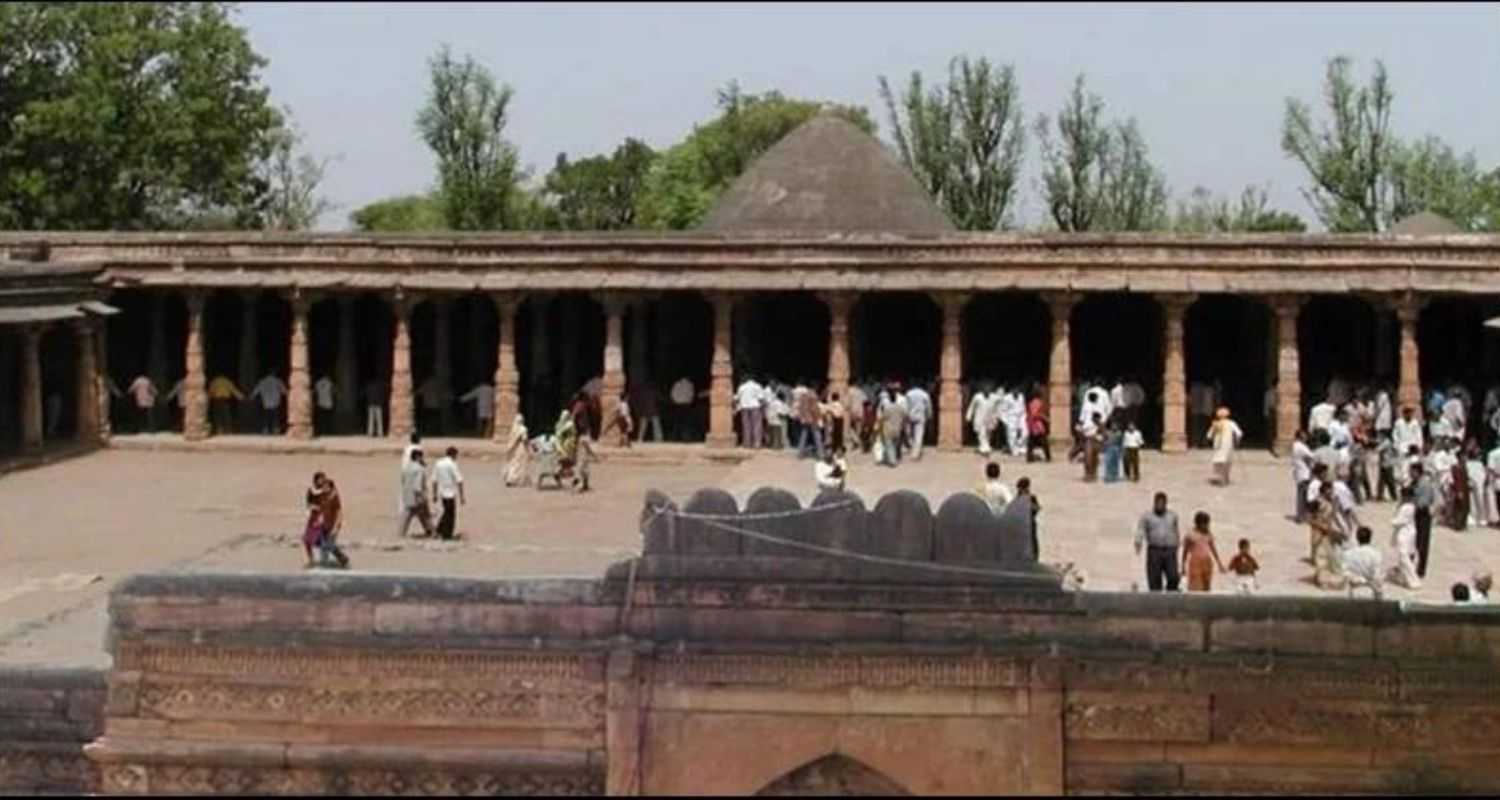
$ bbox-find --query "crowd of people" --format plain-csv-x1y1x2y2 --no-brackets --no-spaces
1286,380,1500,603
731,375,935,468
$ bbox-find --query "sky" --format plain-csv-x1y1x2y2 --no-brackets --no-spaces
236,2,1500,231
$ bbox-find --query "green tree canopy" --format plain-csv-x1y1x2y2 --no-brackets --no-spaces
1172,185,1307,233
416,45,522,230
0,2,285,230
540,138,656,230
634,83,875,230
349,193,446,232
1035,75,1169,232
878,56,1026,230
1281,56,1396,232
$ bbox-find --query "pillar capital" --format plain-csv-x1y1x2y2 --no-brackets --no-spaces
490,291,523,315
182,288,208,315
594,291,631,316
386,288,418,319
1267,293,1306,319
929,291,971,317
1389,291,1427,324
1154,292,1198,317
282,288,320,315
817,290,857,317
1041,290,1078,318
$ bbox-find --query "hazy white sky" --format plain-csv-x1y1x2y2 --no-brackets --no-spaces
237,2,1500,231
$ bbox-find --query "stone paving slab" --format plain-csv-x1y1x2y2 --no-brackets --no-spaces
2,443,1496,669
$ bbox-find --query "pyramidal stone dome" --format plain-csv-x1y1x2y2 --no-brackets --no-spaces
1389,211,1462,235
698,113,956,234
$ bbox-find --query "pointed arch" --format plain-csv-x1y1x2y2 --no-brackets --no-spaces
755,754,911,796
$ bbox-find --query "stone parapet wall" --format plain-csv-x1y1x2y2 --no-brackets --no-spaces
0,666,107,794
3,229,1498,294
83,568,1500,795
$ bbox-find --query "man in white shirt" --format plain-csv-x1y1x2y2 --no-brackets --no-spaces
398,432,422,513
1002,388,1028,457
249,372,288,434
1109,380,1127,417
431,446,465,540
980,462,1013,515
1442,391,1467,444
1308,395,1337,436
460,382,495,438
734,377,765,449
1393,405,1424,460
966,387,993,456
905,383,932,461
396,448,435,539
765,390,790,450
670,376,695,441
1291,429,1315,522
1374,389,1394,439
163,377,188,432
314,375,336,435
1342,526,1384,599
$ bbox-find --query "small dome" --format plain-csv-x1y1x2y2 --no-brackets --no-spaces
1389,211,1462,235
698,113,955,234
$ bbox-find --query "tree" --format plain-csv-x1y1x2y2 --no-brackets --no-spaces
257,121,336,231
1035,75,1168,232
1172,185,1307,233
541,138,656,230
416,45,521,230
349,193,446,232
0,2,285,230
1388,137,1500,232
879,56,1025,230
1281,56,1396,232
635,83,875,230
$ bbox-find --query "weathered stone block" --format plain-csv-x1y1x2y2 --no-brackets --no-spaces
677,488,740,556
867,490,933,561
933,493,1001,562
1209,618,1375,657
740,487,804,558
1064,691,1210,743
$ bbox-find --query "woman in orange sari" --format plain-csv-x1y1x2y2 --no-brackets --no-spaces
1181,511,1227,592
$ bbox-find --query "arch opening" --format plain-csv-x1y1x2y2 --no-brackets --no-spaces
755,754,911,797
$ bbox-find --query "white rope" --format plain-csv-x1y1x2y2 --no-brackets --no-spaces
642,505,1048,581
648,498,861,521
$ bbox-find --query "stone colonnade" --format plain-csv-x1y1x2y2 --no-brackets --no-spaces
134,287,1429,454
8,319,108,451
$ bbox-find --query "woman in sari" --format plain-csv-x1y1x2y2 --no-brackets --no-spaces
503,414,530,487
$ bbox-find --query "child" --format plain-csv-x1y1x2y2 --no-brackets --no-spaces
1102,423,1124,483
980,461,1013,515
1227,538,1260,595
302,483,325,569
1122,422,1144,482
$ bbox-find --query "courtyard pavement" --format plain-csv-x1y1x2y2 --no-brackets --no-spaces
3,436,1497,668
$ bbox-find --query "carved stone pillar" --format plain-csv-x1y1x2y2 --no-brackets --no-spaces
1393,293,1426,419
286,291,315,440
934,291,968,451
73,320,101,445
336,294,359,434
492,293,521,442
182,292,210,441
433,297,454,433
598,293,628,438
238,291,260,430
388,292,416,439
1158,293,1196,453
1044,292,1078,453
147,293,168,391
20,326,43,449
94,322,111,443
819,291,855,399
1270,295,1305,453
707,293,735,448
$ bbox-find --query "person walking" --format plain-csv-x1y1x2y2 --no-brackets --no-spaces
905,383,931,461
1207,407,1244,486
459,381,496,438
1181,511,1227,592
314,374,336,434
126,374,159,433
1122,421,1144,483
503,414,531,487
396,448,435,539
1410,462,1437,578
431,446,465,541
1134,492,1182,592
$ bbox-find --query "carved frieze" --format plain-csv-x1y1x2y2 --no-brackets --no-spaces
651,654,1023,689
101,763,603,796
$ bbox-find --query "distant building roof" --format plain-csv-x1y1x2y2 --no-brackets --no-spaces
1390,211,1462,235
698,113,956,234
